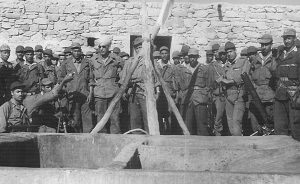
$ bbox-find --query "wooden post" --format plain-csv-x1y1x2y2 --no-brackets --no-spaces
141,1,160,135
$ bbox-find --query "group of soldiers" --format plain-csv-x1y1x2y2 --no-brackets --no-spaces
0,27,300,140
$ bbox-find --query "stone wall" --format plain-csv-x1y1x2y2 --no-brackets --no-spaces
0,0,300,61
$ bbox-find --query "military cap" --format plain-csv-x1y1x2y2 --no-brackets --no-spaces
172,51,180,58
240,48,248,56
95,36,112,46
53,54,59,60
0,44,10,51
247,46,258,55
206,50,214,55
159,46,169,52
112,47,120,54
188,48,199,56
133,37,143,46
58,52,65,56
24,46,34,53
258,34,273,44
70,42,81,49
282,28,296,37
295,39,300,48
10,81,25,91
64,47,72,54
16,45,24,52
41,78,53,86
86,51,93,56
180,44,190,55
153,51,161,57
119,51,129,58
43,49,53,56
35,45,43,52
212,43,220,52
218,46,226,53
225,41,235,51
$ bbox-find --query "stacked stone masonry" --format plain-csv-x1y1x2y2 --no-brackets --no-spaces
0,0,300,61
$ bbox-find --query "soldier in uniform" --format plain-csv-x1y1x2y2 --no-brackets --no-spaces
212,43,220,59
15,46,45,95
181,48,210,135
112,47,121,56
64,47,72,60
15,45,25,67
42,49,57,84
0,44,15,105
59,42,93,133
0,81,27,132
208,48,227,136
153,51,161,63
206,50,214,65
274,28,300,140
172,51,180,65
90,36,122,134
155,46,178,134
219,42,250,136
119,37,151,133
247,43,275,133
34,45,44,64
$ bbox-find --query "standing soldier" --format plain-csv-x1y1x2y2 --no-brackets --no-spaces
42,49,57,84
219,42,250,136
0,44,15,105
274,28,300,140
208,47,227,136
212,43,220,60
90,36,122,134
172,51,180,65
34,45,44,64
59,42,93,133
119,37,151,133
182,48,210,135
153,51,161,63
247,44,275,133
156,46,177,134
64,47,73,60
16,46,45,95
15,45,25,67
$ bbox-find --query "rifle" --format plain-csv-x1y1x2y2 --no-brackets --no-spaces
241,72,274,136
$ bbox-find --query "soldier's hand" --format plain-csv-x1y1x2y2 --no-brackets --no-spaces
63,72,75,83
216,76,223,83
86,92,93,104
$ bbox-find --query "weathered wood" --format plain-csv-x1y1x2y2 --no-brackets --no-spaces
141,1,160,135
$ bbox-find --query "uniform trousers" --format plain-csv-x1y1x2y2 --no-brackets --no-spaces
129,94,148,133
225,99,245,136
274,99,300,140
94,97,120,134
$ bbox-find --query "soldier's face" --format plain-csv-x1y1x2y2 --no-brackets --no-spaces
189,55,199,68
261,43,272,56
35,51,43,58
16,51,24,60
42,85,53,93
0,50,10,61
72,48,82,60
173,57,180,65
219,53,227,63
59,55,65,63
44,54,52,63
99,45,109,56
283,36,296,49
179,56,185,64
11,89,24,102
65,53,72,59
226,49,237,62
154,56,161,63
184,55,190,64
134,44,143,54
206,54,213,64
160,50,169,62
25,52,34,63
51,59,58,66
